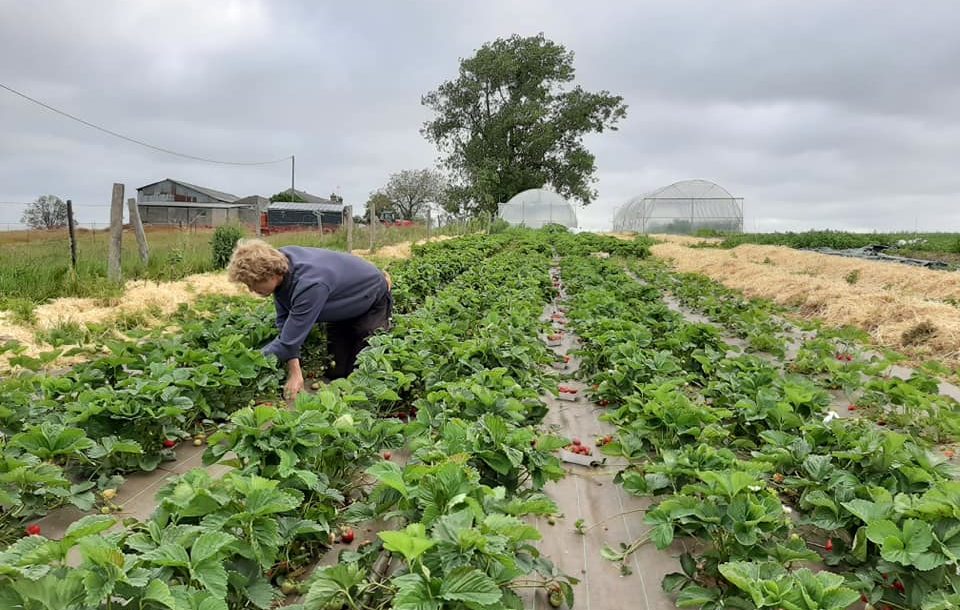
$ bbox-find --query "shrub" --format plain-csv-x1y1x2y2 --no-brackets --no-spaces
211,225,244,270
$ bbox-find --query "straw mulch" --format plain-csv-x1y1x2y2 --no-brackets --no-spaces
350,234,456,259
648,233,722,246
32,273,245,331
0,273,246,373
599,232,720,246
1,235,461,373
652,242,960,368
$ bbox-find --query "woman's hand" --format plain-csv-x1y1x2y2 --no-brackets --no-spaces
284,358,305,402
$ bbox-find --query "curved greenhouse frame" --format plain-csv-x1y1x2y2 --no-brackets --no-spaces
613,179,743,234
498,189,578,229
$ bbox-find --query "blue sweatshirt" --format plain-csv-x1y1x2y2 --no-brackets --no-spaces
262,246,388,362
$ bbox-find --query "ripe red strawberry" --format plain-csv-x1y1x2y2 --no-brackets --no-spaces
340,527,355,544
382,451,392,460
848,405,858,412
824,538,833,552
25,524,41,536
162,439,176,448
893,581,904,593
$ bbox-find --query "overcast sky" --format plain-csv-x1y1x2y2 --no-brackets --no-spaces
2,0,960,232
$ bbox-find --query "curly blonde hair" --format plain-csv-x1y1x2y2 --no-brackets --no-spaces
227,239,289,286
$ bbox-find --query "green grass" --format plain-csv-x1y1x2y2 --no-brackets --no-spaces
0,223,466,308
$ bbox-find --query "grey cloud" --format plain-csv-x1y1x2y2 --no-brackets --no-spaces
1,0,959,233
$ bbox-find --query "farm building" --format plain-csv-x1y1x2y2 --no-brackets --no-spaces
612,179,743,234
267,201,345,230
136,179,253,227
266,189,346,230
498,188,578,229
234,195,272,225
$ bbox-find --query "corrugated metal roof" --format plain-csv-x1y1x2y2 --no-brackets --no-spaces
137,201,248,210
136,179,239,203
173,180,240,203
268,201,345,213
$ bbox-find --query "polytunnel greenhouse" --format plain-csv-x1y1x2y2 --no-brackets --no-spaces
498,188,578,229
612,179,743,234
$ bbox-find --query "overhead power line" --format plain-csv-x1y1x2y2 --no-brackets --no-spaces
0,82,292,166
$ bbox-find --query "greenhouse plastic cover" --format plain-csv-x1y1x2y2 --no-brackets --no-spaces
499,188,578,229
613,179,742,233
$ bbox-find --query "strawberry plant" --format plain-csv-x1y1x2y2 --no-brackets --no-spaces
315,458,577,610
412,414,567,491
202,391,403,492
560,251,960,608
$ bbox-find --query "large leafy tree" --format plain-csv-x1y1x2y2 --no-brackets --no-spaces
269,190,307,203
422,34,627,217
378,169,446,221
364,191,394,223
21,194,68,229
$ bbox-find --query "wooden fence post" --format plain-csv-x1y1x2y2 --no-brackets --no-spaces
108,183,124,282
345,205,354,252
127,197,149,264
369,199,376,252
66,199,78,271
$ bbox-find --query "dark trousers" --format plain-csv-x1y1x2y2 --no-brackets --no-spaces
326,290,393,379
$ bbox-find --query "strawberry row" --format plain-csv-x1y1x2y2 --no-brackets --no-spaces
561,255,958,610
